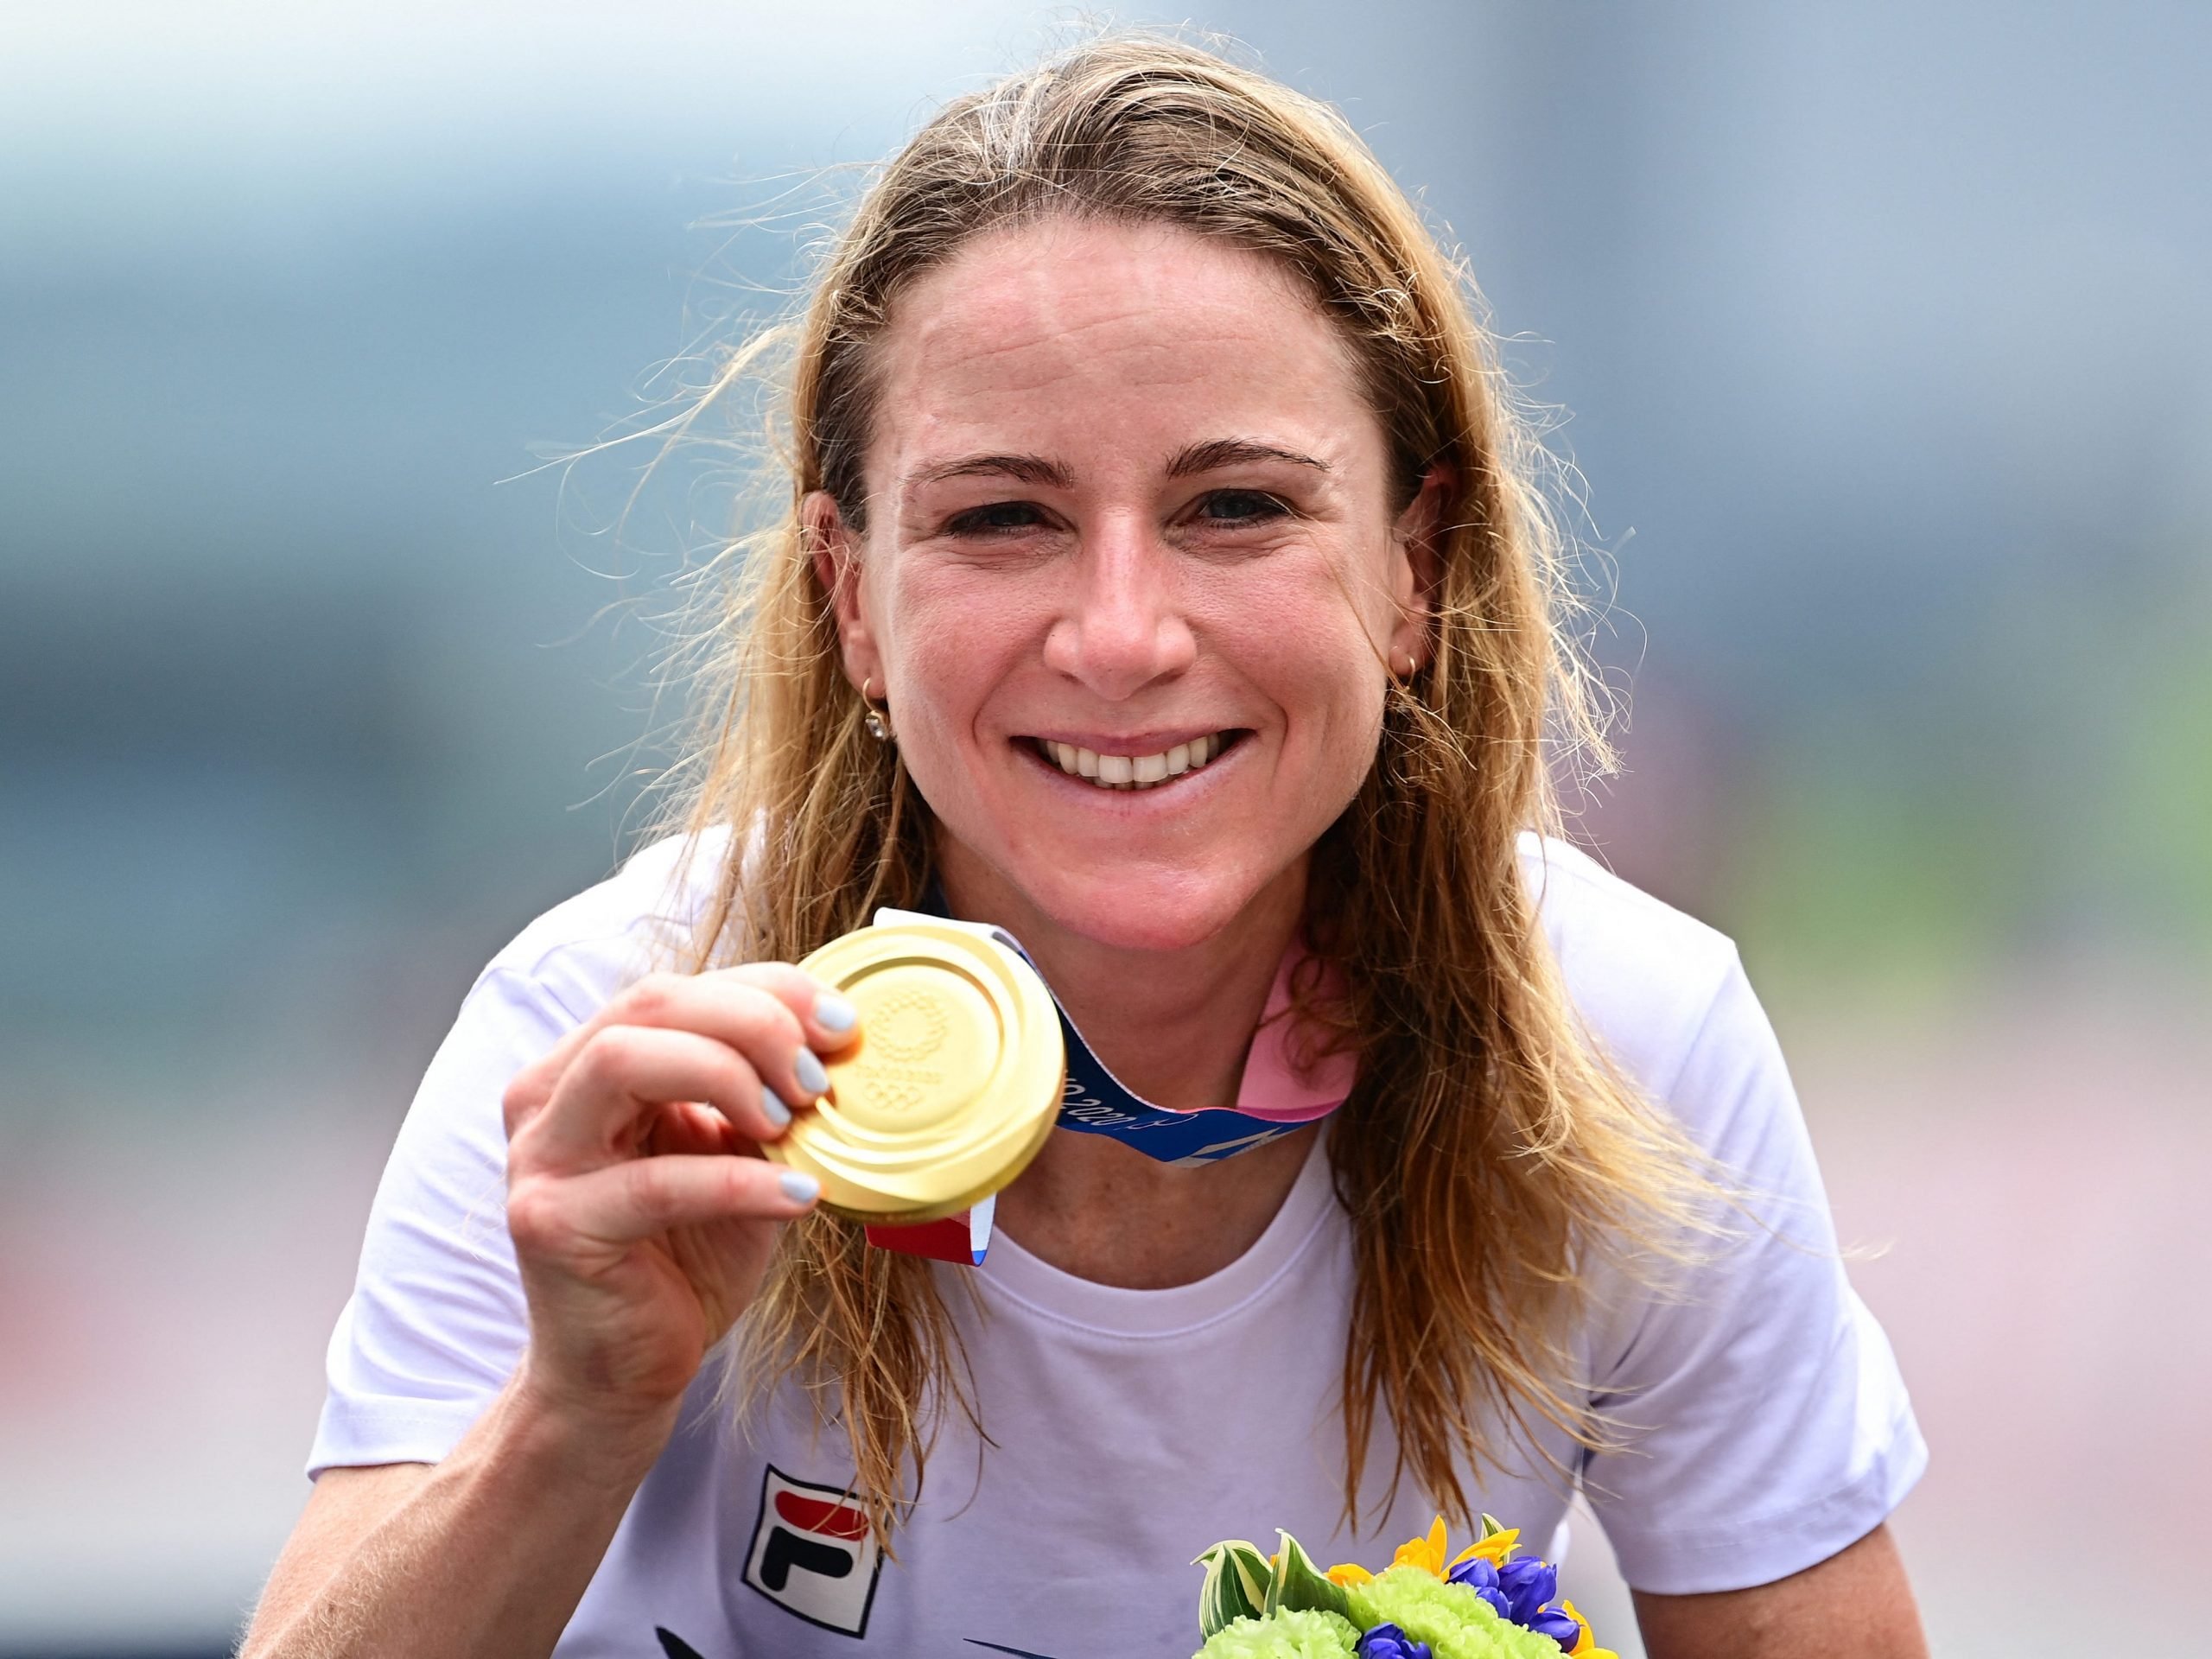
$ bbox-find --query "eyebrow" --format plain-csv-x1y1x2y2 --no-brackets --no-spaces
905,438,1330,498
907,453,1074,492
1166,438,1332,478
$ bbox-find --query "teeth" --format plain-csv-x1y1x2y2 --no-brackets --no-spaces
1039,733,1233,790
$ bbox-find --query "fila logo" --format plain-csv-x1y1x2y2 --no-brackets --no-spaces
741,1465,884,1637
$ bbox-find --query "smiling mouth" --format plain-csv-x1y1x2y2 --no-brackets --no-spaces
1028,732,1240,791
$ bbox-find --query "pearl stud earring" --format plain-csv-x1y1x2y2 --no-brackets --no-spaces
861,677,894,742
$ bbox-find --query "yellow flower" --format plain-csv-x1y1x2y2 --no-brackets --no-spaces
1389,1513,1529,1580
1447,1529,1521,1572
1325,1562,1375,1586
1392,1516,1451,1576
1561,1599,1618,1659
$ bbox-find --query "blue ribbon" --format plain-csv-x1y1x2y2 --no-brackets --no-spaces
904,890,1318,1166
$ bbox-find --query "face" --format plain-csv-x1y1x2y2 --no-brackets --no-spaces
810,216,1442,954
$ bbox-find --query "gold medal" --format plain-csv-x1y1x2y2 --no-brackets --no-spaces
765,919,1065,1224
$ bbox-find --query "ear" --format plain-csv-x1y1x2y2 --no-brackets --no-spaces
1386,463,1454,671
804,490,884,695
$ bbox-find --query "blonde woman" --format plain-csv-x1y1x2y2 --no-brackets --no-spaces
245,36,1927,1659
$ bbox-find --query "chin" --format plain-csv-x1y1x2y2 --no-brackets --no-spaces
1003,855,1270,953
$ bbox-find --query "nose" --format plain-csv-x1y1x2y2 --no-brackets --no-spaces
1039,512,1198,701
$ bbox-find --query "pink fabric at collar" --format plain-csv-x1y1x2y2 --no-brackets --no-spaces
1233,944,1358,1122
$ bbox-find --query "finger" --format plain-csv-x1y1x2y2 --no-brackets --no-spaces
698,962,864,1053
506,969,848,1143
513,1026,789,1175
648,1099,753,1160
511,1154,820,1254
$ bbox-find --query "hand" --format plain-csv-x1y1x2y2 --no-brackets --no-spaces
499,965,857,1433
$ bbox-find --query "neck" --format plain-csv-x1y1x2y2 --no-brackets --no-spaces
934,847,1307,1113
933,842,1318,1289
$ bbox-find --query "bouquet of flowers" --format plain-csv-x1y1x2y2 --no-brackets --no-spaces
1191,1515,1616,1659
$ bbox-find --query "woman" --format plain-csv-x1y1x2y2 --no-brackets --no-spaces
245,35,1927,1659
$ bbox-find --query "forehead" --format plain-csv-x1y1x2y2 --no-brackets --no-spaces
863,217,1376,480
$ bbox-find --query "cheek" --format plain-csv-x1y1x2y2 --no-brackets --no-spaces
876,565,1036,746
1241,577,1396,824
1219,563,1391,727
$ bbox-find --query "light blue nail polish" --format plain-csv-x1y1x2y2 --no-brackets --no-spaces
760,1086,791,1129
814,991,860,1033
795,1048,830,1098
779,1170,820,1205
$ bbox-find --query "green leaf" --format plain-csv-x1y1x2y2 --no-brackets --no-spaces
1262,1531,1351,1621
1478,1513,1516,1562
1193,1540,1271,1638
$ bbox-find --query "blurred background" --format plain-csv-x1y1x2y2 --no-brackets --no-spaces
3,2,2206,1653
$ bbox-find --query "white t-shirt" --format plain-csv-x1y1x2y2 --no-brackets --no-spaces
311,830,1925,1656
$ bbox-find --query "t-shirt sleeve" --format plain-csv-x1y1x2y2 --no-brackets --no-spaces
308,966,584,1477
1578,953,1928,1594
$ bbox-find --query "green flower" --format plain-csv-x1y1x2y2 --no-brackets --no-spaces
1193,1609,1362,1658
1345,1566,1570,1659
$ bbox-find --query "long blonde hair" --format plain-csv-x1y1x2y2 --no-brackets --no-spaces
652,31,1713,1541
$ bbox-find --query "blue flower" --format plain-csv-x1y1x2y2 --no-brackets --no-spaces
1446,1554,1512,1618
1449,1556,1583,1651
1357,1623,1432,1659
1526,1606,1583,1649
1496,1558,1560,1624
1447,1557,1498,1590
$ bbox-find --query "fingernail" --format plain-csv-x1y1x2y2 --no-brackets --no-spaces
794,1049,830,1098
813,991,860,1033
779,1170,820,1205
760,1085,791,1129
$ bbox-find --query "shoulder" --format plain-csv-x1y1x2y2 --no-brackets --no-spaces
475,823,736,1023
1514,830,1746,1103
372,823,738,1194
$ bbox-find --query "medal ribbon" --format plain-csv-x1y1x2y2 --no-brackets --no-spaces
861,905,1355,1265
